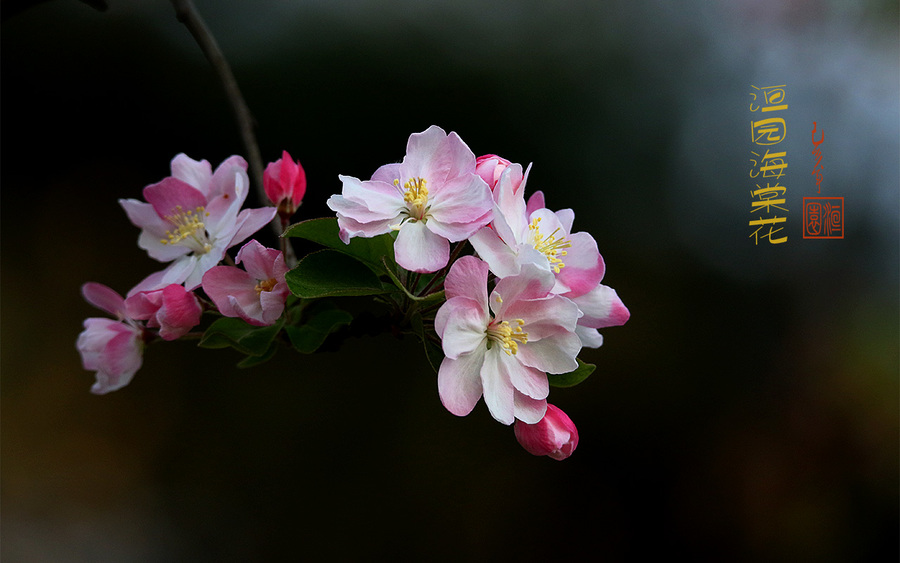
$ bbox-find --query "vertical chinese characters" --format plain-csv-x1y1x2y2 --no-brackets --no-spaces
749,84,788,244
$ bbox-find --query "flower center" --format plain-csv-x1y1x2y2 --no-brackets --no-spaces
161,205,213,254
528,217,571,274
255,278,278,295
486,318,528,356
395,177,429,221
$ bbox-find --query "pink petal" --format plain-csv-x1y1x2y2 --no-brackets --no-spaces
525,190,545,217
490,263,555,318
235,240,285,281
427,175,493,232
201,265,256,319
156,285,202,340
229,207,278,249
335,213,397,243
513,391,547,425
183,249,228,291
124,290,164,323
170,154,212,193
369,162,403,184
517,331,582,374
143,177,207,220
555,208,575,234
495,164,529,239
555,232,605,297
575,325,604,348
505,354,549,400
208,155,249,201
437,346,486,417
227,294,266,326
436,296,488,359
119,198,169,236
443,255,490,305
336,176,405,218
443,130,478,178
82,282,126,318
403,125,452,181
480,348,516,425
257,284,288,325
127,269,170,297
468,227,520,279
138,228,191,263
504,294,581,340
571,284,631,329
394,220,449,273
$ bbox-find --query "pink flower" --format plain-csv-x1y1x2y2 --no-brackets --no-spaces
475,154,516,191
469,176,630,348
514,403,579,460
264,150,307,216
124,284,202,341
434,256,583,425
120,154,277,292
469,169,605,296
327,126,493,273
76,283,144,394
201,240,289,326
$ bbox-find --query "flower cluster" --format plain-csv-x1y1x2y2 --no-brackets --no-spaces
78,154,289,393
77,128,629,461
327,126,630,459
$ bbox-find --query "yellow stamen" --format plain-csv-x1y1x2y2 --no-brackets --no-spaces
160,205,212,254
255,278,278,295
528,217,571,274
486,318,528,356
395,177,429,220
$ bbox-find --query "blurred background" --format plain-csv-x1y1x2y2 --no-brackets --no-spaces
2,0,897,560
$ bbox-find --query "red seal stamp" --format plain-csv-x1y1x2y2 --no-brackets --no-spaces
803,197,844,239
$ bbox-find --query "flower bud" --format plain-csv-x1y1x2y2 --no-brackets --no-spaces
264,150,307,216
514,404,579,460
125,284,202,341
474,154,512,191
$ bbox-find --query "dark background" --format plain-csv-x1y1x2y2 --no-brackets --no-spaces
2,0,898,560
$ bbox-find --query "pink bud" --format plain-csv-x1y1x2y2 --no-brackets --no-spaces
124,284,202,341
475,154,512,191
264,150,307,215
514,404,579,460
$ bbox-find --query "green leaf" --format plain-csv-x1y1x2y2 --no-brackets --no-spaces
547,358,596,388
236,342,280,368
286,249,390,299
283,217,395,273
285,305,353,354
198,317,284,357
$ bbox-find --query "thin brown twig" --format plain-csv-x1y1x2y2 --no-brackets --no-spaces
170,0,264,198
170,0,297,265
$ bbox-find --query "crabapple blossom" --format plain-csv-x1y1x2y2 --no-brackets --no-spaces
469,169,629,347
514,403,579,460
76,282,144,394
202,240,289,326
434,256,583,425
475,154,517,191
120,154,277,293
124,284,202,341
470,165,601,292
327,125,493,273
264,150,307,216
